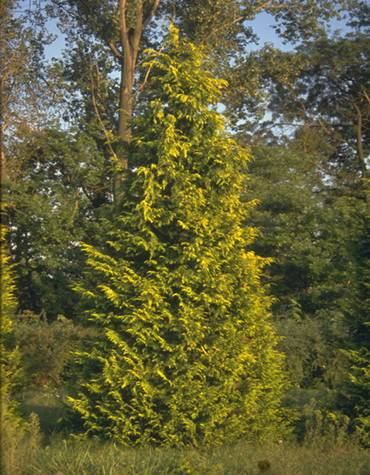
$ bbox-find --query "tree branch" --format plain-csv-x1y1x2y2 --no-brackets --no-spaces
119,0,130,58
353,103,367,179
139,46,164,93
132,0,144,64
108,40,122,60
143,0,161,29
90,64,118,163
362,88,370,106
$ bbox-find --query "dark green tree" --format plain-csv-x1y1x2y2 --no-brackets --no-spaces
265,33,369,196
233,4,370,441
340,214,370,446
69,27,287,446
1,2,95,318
244,128,368,441
7,128,109,318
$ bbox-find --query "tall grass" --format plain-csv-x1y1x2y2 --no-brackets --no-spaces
2,388,369,474
1,410,41,475
7,438,368,475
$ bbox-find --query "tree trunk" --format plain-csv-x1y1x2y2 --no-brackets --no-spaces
354,104,369,207
354,105,366,178
112,0,159,200
0,6,8,222
0,75,5,186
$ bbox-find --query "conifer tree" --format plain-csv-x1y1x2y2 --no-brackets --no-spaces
0,222,41,472
70,26,287,446
0,223,24,463
0,223,20,409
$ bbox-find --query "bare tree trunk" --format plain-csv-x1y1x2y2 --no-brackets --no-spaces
0,7,7,222
0,76,5,186
109,0,159,200
354,105,366,178
118,0,138,150
117,0,160,157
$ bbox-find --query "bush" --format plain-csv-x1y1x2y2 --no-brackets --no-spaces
14,311,94,390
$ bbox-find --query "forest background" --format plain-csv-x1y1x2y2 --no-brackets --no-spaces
1,0,369,474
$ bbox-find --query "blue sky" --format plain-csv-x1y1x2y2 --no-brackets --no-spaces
15,2,348,61
43,11,288,61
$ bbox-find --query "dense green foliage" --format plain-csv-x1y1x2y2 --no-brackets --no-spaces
237,15,370,442
244,136,369,441
7,128,108,317
0,224,41,475
69,27,286,445
1,0,369,462
0,224,20,414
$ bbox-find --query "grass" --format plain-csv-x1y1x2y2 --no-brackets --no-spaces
2,390,369,474
13,438,370,475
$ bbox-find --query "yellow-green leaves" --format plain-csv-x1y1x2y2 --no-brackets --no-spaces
70,26,287,446
0,225,23,431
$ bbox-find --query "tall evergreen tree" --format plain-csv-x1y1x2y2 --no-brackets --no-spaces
0,222,24,469
0,220,41,473
0,223,20,408
70,26,287,446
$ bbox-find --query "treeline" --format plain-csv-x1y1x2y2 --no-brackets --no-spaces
1,0,369,462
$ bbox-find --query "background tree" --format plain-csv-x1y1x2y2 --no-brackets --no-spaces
7,128,108,317
244,134,368,438
0,1,86,318
49,0,351,178
227,1,370,441
263,32,369,200
0,0,55,184
50,0,160,181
